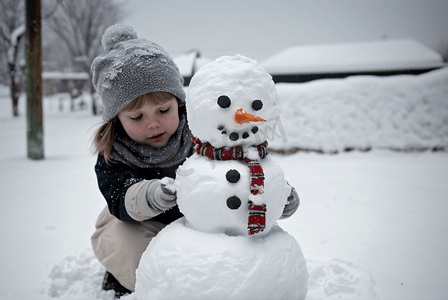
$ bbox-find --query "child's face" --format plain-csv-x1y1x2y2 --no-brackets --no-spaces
118,96,180,148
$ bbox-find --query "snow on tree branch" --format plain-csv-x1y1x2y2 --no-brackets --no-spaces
7,24,25,64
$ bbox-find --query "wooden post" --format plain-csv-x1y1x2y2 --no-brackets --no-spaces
25,0,44,160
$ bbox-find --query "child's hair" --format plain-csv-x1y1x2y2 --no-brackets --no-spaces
92,91,180,163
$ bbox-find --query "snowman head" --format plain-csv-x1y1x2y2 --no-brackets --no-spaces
187,55,281,148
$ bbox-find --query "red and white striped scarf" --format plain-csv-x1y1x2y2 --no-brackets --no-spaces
192,137,268,235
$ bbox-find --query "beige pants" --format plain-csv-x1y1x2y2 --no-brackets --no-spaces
91,206,166,291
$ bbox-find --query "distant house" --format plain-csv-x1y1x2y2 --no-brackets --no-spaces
42,72,89,96
261,39,445,83
173,49,212,86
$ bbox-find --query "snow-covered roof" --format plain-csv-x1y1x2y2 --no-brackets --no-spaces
42,72,90,80
173,51,198,77
173,50,213,77
195,56,213,72
261,39,444,75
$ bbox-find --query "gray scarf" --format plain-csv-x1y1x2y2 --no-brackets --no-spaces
110,113,193,169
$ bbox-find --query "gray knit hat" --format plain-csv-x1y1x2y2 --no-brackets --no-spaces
91,24,186,121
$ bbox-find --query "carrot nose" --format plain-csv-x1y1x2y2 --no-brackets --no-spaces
234,108,266,124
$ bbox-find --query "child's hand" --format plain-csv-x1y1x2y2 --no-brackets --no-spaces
160,177,176,195
280,184,300,219
146,178,177,212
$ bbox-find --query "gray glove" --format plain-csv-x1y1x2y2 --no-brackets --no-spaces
281,183,300,219
146,178,177,212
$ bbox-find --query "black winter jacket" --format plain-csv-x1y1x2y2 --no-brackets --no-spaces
94,150,192,224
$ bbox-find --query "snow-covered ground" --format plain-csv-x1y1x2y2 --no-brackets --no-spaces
0,68,447,300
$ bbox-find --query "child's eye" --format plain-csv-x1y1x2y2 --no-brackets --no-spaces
160,108,170,114
131,114,143,120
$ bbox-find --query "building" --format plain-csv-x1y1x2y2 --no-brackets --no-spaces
261,39,445,83
42,72,90,96
173,49,212,86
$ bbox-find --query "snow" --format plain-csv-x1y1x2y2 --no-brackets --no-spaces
7,24,26,64
0,66,447,300
186,55,282,148
173,51,198,77
176,154,290,237
42,72,90,80
130,220,308,300
173,50,213,77
270,67,448,153
10,24,26,47
261,39,445,75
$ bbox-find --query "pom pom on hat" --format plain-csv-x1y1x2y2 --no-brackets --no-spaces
101,24,138,51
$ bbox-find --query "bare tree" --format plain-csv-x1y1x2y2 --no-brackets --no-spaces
25,0,44,159
44,0,124,115
0,0,26,116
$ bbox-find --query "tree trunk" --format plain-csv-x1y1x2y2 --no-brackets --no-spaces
8,65,20,117
90,79,98,115
12,81,20,116
25,0,44,160
8,34,25,117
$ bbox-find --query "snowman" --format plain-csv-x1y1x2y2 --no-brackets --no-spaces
131,55,308,300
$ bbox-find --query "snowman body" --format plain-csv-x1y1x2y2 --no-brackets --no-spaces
133,218,308,300
132,55,308,300
176,152,290,236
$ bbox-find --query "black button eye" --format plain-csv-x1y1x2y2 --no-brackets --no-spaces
227,196,242,210
217,95,231,108
252,100,263,111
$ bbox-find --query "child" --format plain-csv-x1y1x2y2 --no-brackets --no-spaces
90,24,193,298
90,24,300,299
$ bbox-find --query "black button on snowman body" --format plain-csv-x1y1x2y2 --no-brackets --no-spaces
226,169,242,209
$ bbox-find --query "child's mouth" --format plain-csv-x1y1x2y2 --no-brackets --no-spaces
150,133,164,141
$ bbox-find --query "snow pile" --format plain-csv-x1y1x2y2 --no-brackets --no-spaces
129,219,308,300
268,67,448,153
38,238,378,300
40,245,114,300
306,259,378,300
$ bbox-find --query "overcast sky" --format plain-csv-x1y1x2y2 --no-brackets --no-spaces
122,0,448,62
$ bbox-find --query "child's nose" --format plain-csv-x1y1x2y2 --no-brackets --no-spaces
146,117,161,129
